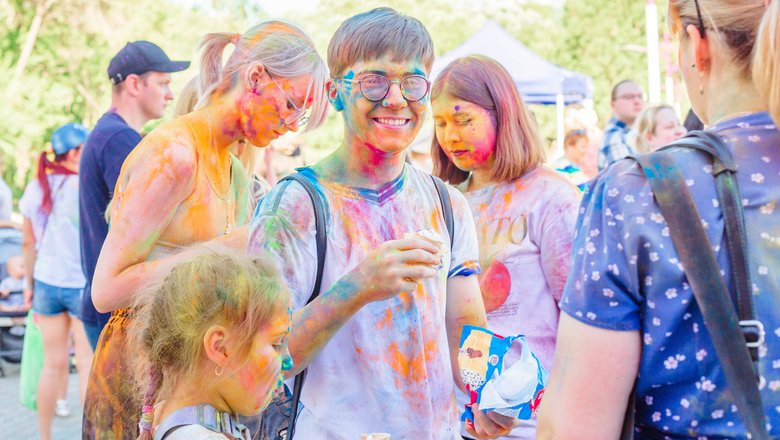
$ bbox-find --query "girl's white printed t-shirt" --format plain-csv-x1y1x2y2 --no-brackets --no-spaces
457,166,580,439
19,174,86,288
248,165,480,440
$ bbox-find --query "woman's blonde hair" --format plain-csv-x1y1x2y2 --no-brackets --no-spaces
195,20,329,131
129,245,290,439
669,0,780,124
172,76,199,118
633,104,675,153
431,55,544,185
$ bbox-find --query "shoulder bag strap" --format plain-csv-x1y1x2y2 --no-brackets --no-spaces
430,175,454,251
661,131,760,359
275,172,327,440
632,150,768,439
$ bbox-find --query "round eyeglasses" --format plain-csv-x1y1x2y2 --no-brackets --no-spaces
338,74,430,102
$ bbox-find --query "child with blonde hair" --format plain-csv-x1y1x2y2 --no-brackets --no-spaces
129,246,292,440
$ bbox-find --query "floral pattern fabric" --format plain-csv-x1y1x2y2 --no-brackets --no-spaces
561,112,780,438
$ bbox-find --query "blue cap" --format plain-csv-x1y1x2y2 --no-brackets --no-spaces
51,123,90,155
107,41,190,85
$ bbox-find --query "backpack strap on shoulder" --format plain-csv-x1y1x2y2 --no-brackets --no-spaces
154,404,248,440
273,172,328,440
430,175,454,251
625,148,768,440
658,131,758,358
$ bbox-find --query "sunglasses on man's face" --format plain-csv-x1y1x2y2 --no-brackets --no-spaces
338,74,430,103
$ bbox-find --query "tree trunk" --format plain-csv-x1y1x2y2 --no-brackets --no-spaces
6,0,55,97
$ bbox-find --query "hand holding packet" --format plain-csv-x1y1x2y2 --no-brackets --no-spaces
458,325,547,429
403,229,444,270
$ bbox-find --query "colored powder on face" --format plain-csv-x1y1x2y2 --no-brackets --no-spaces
454,105,460,111
281,354,293,371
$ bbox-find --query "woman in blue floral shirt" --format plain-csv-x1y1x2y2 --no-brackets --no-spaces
538,1,780,438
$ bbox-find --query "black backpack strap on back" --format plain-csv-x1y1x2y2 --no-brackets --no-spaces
629,149,768,440
660,131,761,361
275,172,328,440
430,175,454,251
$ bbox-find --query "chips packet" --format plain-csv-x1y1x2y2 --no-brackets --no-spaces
458,325,547,429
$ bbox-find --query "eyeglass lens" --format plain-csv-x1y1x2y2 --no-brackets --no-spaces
359,74,429,102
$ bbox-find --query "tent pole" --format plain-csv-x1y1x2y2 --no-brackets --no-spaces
646,0,662,102
555,93,565,162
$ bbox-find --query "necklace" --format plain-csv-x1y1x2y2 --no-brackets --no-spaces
204,109,234,235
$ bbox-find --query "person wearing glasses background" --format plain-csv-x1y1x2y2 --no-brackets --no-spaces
82,21,329,439
597,79,646,170
248,8,516,439
538,0,780,438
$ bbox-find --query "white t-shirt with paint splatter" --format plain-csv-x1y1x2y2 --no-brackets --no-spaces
248,165,480,440
457,166,580,439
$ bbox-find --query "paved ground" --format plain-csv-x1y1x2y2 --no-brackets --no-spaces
0,362,82,439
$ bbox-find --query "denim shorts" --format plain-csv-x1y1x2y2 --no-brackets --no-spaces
32,280,83,316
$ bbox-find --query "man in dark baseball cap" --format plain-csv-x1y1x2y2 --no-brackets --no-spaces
78,41,189,351
107,40,190,85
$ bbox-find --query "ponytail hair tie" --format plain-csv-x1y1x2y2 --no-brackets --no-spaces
231,33,241,45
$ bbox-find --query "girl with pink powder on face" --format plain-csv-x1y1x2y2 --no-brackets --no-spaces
431,55,581,440
128,247,292,440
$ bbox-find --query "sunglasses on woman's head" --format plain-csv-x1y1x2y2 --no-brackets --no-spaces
693,0,706,36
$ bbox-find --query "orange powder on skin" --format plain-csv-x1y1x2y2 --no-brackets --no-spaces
236,355,279,413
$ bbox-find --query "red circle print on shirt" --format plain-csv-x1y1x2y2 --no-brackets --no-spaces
480,260,511,313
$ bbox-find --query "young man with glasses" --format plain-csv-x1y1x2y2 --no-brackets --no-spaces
597,79,646,170
248,7,517,439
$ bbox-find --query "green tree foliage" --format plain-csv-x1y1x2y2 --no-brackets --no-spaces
0,0,249,196
552,0,665,122
0,0,659,195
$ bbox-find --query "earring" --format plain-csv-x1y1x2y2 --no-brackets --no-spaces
214,364,224,377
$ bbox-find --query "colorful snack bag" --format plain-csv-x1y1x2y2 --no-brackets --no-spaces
458,325,547,429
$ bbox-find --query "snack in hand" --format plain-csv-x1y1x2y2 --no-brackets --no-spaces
404,229,445,269
458,325,547,429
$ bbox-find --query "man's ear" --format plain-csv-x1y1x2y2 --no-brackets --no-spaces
124,75,142,97
327,80,343,112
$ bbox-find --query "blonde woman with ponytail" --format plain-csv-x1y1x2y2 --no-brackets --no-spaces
83,20,328,439
539,0,780,438
128,247,292,440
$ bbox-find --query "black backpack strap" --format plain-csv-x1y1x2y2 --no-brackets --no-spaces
277,173,327,301
630,150,768,440
430,175,454,251
659,131,760,360
274,172,328,440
